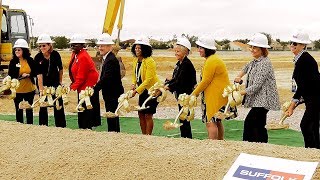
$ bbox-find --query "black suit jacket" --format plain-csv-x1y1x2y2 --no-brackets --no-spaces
293,51,320,101
166,56,197,98
95,52,124,102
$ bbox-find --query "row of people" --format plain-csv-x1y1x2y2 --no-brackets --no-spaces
7,29,319,149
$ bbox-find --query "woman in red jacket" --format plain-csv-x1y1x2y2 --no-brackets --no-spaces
68,34,101,129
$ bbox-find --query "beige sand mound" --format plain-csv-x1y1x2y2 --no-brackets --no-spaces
0,121,319,180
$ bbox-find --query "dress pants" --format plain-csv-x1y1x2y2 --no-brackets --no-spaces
178,104,192,138
39,96,66,127
104,98,120,132
243,107,269,143
301,98,320,149
14,91,35,124
78,92,101,129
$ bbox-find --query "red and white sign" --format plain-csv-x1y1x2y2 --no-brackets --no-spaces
224,153,318,180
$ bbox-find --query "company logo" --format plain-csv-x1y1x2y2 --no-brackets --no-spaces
233,165,305,180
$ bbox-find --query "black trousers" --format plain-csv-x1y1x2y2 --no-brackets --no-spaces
91,92,101,127
39,96,66,128
104,98,120,132
243,107,269,143
78,92,101,129
14,91,35,124
301,99,320,149
178,104,192,139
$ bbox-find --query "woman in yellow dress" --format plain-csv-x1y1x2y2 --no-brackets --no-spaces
191,36,234,140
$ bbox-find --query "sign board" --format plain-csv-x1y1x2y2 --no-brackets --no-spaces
224,153,319,180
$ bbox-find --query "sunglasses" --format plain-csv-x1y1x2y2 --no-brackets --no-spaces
248,45,260,51
38,44,47,48
290,42,298,46
15,49,22,52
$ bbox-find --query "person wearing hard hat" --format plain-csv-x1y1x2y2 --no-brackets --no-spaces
164,37,196,139
284,30,320,149
34,34,66,127
8,39,37,124
234,33,280,143
94,33,124,132
68,34,101,129
131,37,160,135
191,36,234,140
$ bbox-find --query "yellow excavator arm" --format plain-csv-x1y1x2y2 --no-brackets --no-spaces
103,0,125,45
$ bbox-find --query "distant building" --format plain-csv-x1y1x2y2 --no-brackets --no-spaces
307,42,315,50
228,41,248,51
270,40,282,50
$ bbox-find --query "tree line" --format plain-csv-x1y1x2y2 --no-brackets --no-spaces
29,34,320,50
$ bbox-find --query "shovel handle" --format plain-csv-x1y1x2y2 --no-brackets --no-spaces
140,95,154,109
114,101,125,116
173,108,185,124
224,101,230,114
279,114,288,125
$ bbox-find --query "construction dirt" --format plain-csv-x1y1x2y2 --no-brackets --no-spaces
0,121,319,179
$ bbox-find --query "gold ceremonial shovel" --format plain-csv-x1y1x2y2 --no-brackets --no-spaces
163,108,183,130
134,95,156,111
266,114,289,130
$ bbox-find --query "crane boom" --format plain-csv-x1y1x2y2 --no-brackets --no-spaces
103,0,121,35
103,0,125,45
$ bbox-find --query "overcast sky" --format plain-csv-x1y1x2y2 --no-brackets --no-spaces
3,0,320,41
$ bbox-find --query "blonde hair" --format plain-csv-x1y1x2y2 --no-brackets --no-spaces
174,44,189,56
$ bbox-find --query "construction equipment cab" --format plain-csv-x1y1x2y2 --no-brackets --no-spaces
0,1,30,78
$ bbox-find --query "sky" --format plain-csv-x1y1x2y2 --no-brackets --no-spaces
3,0,320,41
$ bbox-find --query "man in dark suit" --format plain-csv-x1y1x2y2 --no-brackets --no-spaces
94,33,124,132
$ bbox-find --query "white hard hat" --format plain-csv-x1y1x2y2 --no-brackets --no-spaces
290,29,311,44
96,33,114,45
176,37,191,51
69,34,86,44
37,34,54,44
247,33,270,48
13,39,29,49
133,36,151,47
195,36,217,50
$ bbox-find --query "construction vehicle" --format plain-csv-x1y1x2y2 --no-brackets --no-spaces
93,0,126,77
0,0,30,78
103,0,125,46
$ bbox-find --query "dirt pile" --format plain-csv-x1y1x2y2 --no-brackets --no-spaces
0,121,319,179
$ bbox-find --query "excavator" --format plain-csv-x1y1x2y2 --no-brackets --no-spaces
0,0,30,78
103,0,125,46
93,0,126,77
0,0,122,78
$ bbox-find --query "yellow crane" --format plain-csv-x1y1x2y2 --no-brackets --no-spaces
0,0,30,78
93,0,126,76
103,0,125,46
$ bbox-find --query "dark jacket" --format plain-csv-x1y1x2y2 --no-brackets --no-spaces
293,51,320,101
95,52,124,101
166,56,196,98
8,56,37,84
34,50,63,87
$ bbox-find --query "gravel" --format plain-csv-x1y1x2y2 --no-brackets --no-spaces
0,121,318,180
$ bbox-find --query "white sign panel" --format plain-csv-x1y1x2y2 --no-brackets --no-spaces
224,153,319,180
